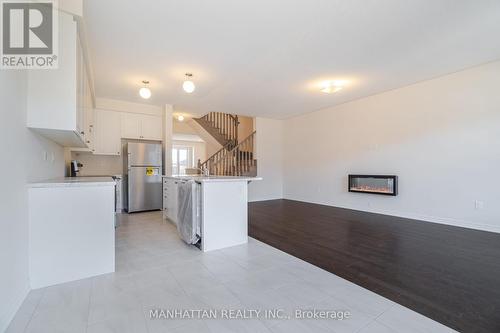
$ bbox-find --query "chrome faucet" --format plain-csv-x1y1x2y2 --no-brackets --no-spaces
194,166,210,177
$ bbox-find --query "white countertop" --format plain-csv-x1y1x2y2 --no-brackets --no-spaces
28,177,116,188
163,175,262,183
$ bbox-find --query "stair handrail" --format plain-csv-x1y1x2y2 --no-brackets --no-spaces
197,143,231,173
210,131,256,176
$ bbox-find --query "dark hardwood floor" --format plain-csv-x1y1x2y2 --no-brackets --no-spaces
248,199,500,333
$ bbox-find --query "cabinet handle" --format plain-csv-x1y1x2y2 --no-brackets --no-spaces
80,131,85,135
86,140,90,143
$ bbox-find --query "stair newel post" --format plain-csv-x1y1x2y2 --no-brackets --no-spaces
244,141,248,173
234,151,237,176
224,152,228,175
245,138,248,173
236,148,240,176
252,133,255,168
234,115,239,144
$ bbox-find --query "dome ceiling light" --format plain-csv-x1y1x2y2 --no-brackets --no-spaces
320,80,345,94
183,73,195,93
139,80,151,99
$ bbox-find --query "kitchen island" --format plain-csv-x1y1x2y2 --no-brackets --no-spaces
28,177,116,288
163,176,261,252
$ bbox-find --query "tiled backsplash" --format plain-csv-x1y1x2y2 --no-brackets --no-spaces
70,152,122,176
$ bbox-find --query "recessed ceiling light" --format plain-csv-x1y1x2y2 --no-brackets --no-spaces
139,80,151,99
183,73,195,93
177,115,185,121
320,80,345,94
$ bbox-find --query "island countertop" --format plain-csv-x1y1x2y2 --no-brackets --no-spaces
28,177,116,188
162,175,262,183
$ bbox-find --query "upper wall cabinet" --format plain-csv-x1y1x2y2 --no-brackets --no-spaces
141,114,163,140
121,113,142,139
94,109,121,155
27,12,93,148
121,113,163,141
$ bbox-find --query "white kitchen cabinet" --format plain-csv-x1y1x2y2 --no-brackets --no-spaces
163,178,178,224
121,113,142,139
94,109,122,155
27,12,92,148
121,113,163,141
28,179,115,288
141,114,163,140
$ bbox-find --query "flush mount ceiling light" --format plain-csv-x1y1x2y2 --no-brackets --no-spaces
320,80,345,94
183,73,195,93
139,80,151,99
177,115,185,121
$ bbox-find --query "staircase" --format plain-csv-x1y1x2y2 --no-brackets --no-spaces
195,112,257,176
193,112,239,150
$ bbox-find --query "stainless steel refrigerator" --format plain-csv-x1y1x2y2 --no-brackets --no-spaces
124,142,162,213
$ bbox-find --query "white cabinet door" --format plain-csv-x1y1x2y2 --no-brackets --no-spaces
94,110,122,155
166,179,178,224
83,69,94,150
121,113,142,139
27,12,86,147
76,34,85,140
141,115,163,141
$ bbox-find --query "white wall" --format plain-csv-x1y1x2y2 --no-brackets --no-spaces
237,116,254,140
96,97,163,116
0,71,64,331
283,61,500,233
249,117,284,202
184,119,223,158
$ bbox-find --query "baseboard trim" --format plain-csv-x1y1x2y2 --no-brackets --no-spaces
0,285,30,333
280,196,500,234
248,196,283,203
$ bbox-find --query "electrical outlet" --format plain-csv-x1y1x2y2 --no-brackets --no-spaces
474,200,484,210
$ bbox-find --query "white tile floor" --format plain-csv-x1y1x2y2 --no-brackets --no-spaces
7,211,457,333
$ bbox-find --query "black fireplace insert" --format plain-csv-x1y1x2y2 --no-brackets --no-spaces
348,175,397,196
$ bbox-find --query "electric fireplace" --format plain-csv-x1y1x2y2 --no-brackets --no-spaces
348,175,397,196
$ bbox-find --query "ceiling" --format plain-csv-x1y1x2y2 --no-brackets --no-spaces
84,0,500,119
